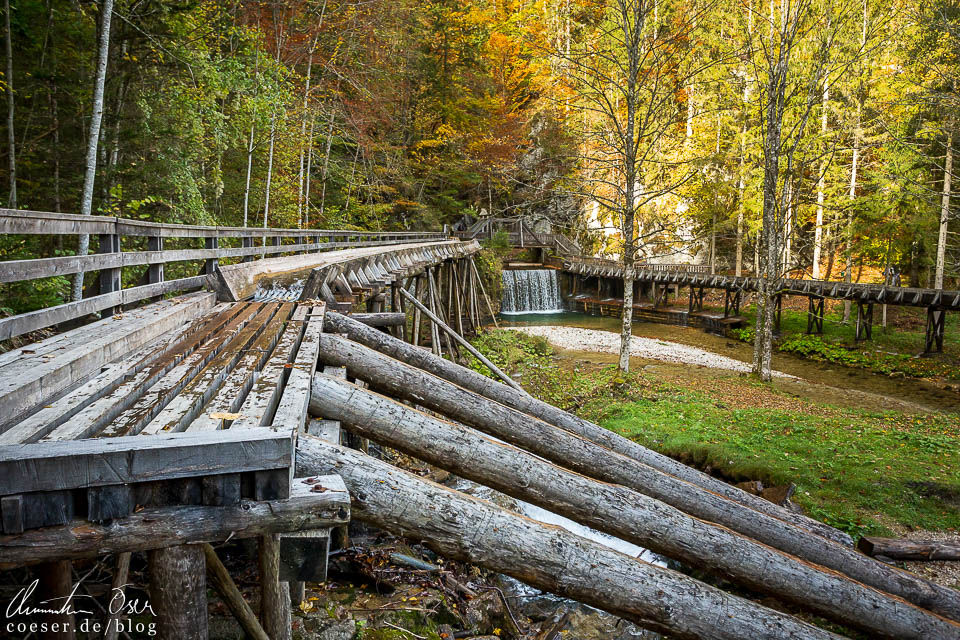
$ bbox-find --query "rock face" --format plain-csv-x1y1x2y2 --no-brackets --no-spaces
314,620,357,640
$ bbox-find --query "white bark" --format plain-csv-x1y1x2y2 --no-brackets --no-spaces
71,0,114,302
243,122,254,227
296,42,315,228
936,127,954,289
262,111,276,229
303,115,315,227
813,82,828,278
4,0,15,209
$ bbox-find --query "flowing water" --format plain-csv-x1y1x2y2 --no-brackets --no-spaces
501,269,563,314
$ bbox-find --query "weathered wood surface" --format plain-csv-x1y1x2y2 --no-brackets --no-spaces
104,553,131,640
308,373,960,640
203,543,271,640
0,477,350,569
33,560,76,640
297,438,843,640
322,311,851,546
858,537,960,561
230,318,304,430
348,312,406,327
271,304,324,434
148,544,208,640
259,533,292,640
0,291,215,423
0,429,292,494
313,334,960,624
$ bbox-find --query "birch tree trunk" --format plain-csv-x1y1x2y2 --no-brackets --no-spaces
318,108,334,220
935,126,954,289
71,0,114,302
296,43,315,228
4,0,15,209
844,99,860,321
262,111,276,229
813,82,828,278
303,114,315,227
243,122,255,227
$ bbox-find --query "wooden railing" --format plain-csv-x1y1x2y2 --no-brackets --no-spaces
565,255,711,274
0,209,447,340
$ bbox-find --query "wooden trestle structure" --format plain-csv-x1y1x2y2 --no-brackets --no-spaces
1,211,960,639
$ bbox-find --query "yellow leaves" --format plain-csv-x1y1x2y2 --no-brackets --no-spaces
298,600,314,613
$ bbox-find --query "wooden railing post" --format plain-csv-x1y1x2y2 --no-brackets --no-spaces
148,236,164,284
204,236,218,275
98,232,121,315
242,236,254,263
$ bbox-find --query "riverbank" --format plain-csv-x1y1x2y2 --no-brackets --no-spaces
468,328,960,546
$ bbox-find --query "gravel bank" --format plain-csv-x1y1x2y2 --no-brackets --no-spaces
508,326,794,378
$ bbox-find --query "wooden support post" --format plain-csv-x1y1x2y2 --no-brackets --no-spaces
242,236,254,263
148,237,164,285
104,553,131,640
98,233,121,314
925,307,945,353
259,534,292,640
856,302,873,341
412,276,423,347
202,543,270,640
148,544,208,640
470,256,498,328
204,236,218,275
33,560,75,640
807,296,825,334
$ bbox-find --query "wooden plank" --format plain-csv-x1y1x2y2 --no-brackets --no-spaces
188,303,295,431
229,317,305,430
0,292,215,422
0,209,117,235
142,304,282,435
271,305,324,434
0,477,350,569
36,303,246,442
97,303,263,438
0,429,292,494
0,276,210,341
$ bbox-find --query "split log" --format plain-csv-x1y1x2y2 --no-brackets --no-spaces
347,312,406,327
308,373,960,640
0,478,350,569
858,537,960,561
313,333,960,624
322,311,847,545
148,544,208,640
397,288,525,394
202,543,270,640
296,437,843,640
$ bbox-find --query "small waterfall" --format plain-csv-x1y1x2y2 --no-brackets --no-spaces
501,269,563,314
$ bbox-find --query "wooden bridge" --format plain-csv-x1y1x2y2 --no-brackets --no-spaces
452,216,582,255
1,210,960,639
563,255,959,352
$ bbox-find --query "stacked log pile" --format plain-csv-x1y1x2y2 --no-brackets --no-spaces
305,311,960,640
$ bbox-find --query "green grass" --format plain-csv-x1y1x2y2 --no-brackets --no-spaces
734,306,960,380
470,329,960,538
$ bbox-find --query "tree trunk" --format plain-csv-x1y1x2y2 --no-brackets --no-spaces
318,107,334,220
308,372,960,639
243,121,255,227
296,439,844,640
4,0,15,209
321,312,852,546
858,537,960,562
296,42,315,228
148,545,208,640
263,111,276,229
311,334,960,623
71,0,114,302
33,560,75,639
303,114,315,227
935,126,954,289
813,82,829,279
258,534,291,640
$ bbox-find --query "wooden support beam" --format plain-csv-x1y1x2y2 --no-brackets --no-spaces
807,296,825,334
347,312,406,327
296,439,843,640
148,544,208,640
33,560,76,640
259,534,292,640
321,312,852,546
0,478,350,569
856,302,873,341
925,308,945,353
308,374,960,639
203,543,270,640
312,335,960,624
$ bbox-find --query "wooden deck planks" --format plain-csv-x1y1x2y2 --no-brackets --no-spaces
270,305,325,434
188,303,296,432
0,292,215,424
98,303,265,438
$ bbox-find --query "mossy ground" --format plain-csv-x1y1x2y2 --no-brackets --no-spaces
470,328,960,539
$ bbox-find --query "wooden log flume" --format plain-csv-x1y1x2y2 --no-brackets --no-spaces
296,437,845,640
322,310,850,546
308,371,960,639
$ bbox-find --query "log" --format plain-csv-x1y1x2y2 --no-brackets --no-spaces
296,437,843,640
470,256,498,328
322,311,848,545
858,537,960,561
0,478,350,569
308,373,960,640
397,288,525,394
104,553,130,640
313,333,960,624
202,543,270,640
148,544,207,640
259,534,292,640
33,560,75,640
347,312,406,327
